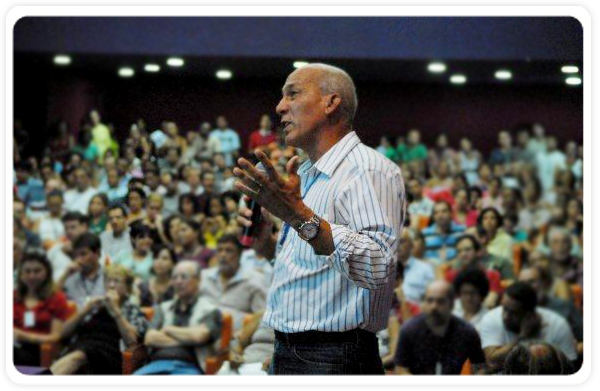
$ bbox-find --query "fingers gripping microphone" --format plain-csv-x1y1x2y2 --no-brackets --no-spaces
240,162,266,247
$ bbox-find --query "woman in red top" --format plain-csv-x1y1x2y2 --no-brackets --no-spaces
14,250,71,366
453,187,479,227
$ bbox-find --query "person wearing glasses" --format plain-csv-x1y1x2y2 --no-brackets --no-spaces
134,261,222,375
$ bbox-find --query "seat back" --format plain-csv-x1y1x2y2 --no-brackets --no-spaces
205,312,233,375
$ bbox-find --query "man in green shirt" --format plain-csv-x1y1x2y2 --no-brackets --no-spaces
402,129,428,162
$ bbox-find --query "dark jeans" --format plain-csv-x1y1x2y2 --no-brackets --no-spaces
268,329,384,375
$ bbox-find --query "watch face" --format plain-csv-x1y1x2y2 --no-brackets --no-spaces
302,223,319,240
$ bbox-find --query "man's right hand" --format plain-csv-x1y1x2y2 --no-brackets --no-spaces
237,196,276,258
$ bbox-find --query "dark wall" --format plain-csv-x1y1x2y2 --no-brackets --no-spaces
14,71,583,158
15,17,583,61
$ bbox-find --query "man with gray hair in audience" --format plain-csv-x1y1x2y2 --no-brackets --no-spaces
546,226,582,287
135,261,222,375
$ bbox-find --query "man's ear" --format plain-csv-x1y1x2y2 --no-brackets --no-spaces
324,93,342,116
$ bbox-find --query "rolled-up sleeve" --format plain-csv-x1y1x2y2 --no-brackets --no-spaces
325,169,405,290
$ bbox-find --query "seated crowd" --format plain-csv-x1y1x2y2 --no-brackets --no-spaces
14,111,583,375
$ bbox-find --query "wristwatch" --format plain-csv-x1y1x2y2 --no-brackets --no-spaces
296,214,321,241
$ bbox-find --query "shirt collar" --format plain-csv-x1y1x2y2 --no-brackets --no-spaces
305,131,361,178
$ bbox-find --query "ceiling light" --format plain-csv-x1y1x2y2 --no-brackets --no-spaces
561,65,579,74
565,77,582,86
450,74,467,84
166,57,184,67
428,62,447,73
216,69,232,80
53,55,71,65
144,64,160,72
118,67,135,77
293,61,309,69
495,70,512,80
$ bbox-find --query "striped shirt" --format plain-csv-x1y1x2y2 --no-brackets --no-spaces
264,131,405,333
422,222,466,263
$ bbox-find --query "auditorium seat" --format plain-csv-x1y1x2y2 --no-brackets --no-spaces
571,284,583,311
460,359,472,375
140,307,154,321
512,244,523,277
205,312,233,375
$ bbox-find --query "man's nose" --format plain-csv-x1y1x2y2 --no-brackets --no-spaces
276,97,288,116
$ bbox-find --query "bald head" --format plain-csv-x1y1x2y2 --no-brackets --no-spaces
423,280,454,327
175,260,201,279
426,280,455,302
172,260,201,300
294,63,357,126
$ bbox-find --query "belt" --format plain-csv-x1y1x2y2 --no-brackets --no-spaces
274,329,376,347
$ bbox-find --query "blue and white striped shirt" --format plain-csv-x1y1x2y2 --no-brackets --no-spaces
264,131,406,333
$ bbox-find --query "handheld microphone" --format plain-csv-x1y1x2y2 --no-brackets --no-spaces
239,162,266,247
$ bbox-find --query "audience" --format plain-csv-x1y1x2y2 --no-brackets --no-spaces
13,110,583,376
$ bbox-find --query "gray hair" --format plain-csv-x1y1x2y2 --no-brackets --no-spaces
304,63,358,126
175,260,202,279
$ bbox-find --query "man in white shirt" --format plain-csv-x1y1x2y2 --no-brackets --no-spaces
406,178,434,229
99,204,133,260
63,168,98,214
209,116,241,167
536,136,566,199
477,282,577,372
38,190,66,248
397,228,435,303
47,211,89,282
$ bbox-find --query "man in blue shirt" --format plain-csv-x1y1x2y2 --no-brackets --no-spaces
422,201,466,264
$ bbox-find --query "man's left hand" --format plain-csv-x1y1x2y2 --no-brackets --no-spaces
233,150,312,227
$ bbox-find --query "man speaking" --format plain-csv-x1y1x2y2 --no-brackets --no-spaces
234,63,405,375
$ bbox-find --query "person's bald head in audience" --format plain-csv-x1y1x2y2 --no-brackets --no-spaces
422,280,454,328
171,261,201,302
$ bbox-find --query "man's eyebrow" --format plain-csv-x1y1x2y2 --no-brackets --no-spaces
282,83,297,93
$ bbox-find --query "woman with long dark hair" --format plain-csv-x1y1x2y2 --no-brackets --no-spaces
13,250,71,366
175,218,215,269
136,245,177,307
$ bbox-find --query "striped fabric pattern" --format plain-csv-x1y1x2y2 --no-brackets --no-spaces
264,131,406,333
422,222,466,261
